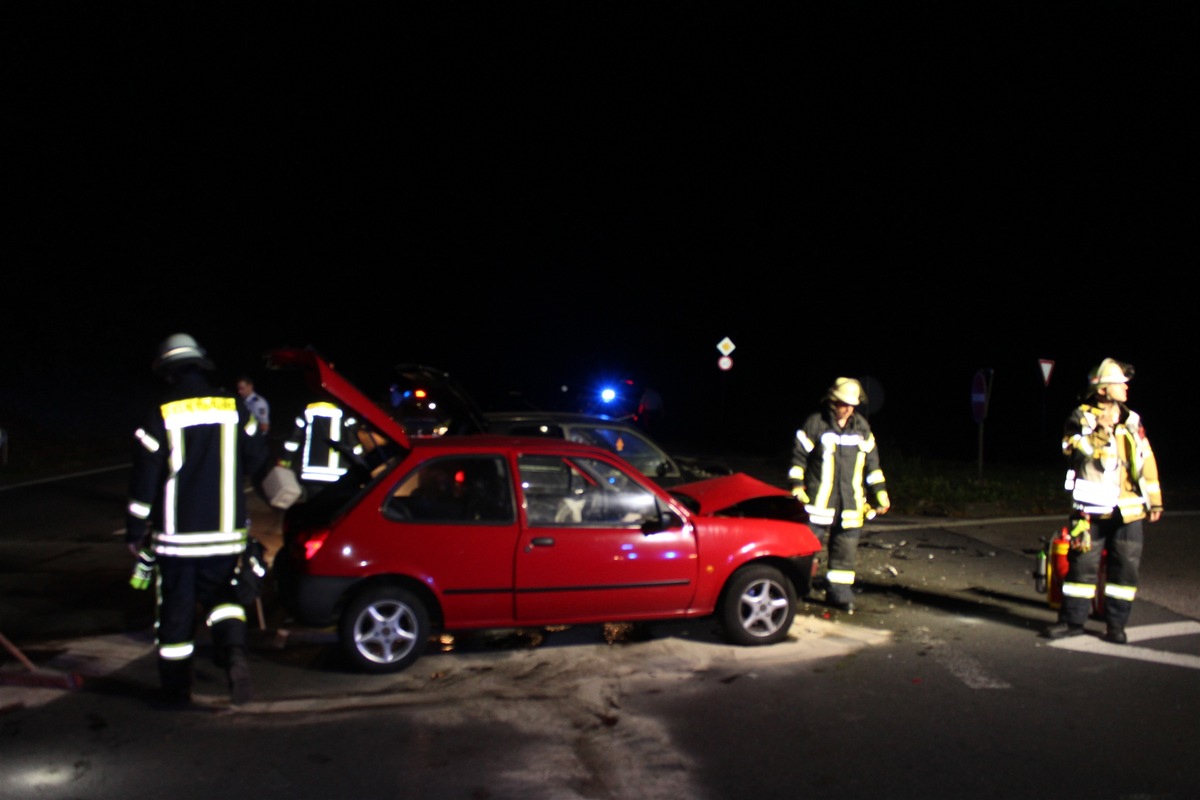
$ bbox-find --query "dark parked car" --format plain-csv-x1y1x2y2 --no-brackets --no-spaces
482,411,733,487
267,348,821,674
368,364,735,486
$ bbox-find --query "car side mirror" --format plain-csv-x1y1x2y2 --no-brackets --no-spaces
642,509,684,535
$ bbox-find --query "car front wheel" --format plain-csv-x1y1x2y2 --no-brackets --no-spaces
719,564,796,646
339,585,430,673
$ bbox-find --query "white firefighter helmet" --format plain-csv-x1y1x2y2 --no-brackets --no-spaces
827,377,865,407
1088,358,1132,387
153,332,214,373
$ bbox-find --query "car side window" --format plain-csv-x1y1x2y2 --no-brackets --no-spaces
517,454,658,528
385,455,514,524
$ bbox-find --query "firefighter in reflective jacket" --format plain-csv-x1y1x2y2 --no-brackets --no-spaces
125,333,267,707
1045,358,1163,644
278,400,398,500
279,401,360,484
788,377,890,612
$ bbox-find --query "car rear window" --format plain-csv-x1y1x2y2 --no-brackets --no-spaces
383,455,515,524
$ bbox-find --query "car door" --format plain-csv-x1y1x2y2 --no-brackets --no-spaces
379,453,522,627
513,453,698,622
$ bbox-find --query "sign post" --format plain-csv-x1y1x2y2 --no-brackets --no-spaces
972,369,993,478
716,337,735,424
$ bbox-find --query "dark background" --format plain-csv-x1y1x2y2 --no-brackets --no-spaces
4,5,1194,479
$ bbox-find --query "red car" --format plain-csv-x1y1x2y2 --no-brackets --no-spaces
268,348,821,674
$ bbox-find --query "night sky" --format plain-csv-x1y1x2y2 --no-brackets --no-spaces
5,7,1194,480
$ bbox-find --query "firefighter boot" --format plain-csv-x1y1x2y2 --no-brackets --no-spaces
226,646,254,706
154,658,193,710
1045,597,1088,639
1104,597,1132,644
1043,622,1085,639
826,584,855,613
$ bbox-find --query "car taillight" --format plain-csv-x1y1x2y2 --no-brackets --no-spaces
298,530,330,561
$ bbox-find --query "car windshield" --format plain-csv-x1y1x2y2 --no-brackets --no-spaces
565,425,677,478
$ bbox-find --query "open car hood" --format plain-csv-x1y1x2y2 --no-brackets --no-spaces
266,347,412,451
670,472,805,521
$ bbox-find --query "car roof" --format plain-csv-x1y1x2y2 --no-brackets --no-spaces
484,411,638,428
406,433,628,457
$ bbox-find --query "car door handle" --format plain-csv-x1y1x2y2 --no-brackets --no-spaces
527,537,555,550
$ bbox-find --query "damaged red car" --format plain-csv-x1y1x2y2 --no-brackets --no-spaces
267,348,821,674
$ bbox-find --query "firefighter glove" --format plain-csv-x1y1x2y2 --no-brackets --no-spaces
1068,518,1092,553
129,547,156,591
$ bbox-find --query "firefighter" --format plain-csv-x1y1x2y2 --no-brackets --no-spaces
125,333,267,708
788,377,890,612
1045,358,1163,644
279,400,357,486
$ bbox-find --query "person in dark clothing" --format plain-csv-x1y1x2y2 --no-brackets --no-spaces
125,333,268,708
787,377,891,612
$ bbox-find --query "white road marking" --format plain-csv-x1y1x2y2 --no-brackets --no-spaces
1049,621,1200,669
913,627,1011,689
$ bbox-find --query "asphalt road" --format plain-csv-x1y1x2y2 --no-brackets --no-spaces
4,466,1200,799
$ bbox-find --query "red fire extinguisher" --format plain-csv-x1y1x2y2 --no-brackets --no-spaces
1036,523,1106,616
1036,525,1075,606
1047,525,1071,608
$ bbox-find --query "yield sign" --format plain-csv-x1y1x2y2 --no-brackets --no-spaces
1039,359,1054,387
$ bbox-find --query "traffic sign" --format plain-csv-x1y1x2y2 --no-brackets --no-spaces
1039,359,1054,387
716,337,735,356
972,369,991,424
718,356,733,371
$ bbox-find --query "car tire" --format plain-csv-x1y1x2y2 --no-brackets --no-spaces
339,585,430,673
719,564,796,646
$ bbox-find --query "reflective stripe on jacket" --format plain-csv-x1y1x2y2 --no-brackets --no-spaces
1062,402,1162,521
126,372,264,557
788,408,889,529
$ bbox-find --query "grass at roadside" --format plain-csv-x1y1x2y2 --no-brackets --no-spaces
884,456,1064,518
883,454,1200,518
719,447,1199,519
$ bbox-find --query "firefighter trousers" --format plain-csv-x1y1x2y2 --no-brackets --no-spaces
1059,515,1144,630
809,521,862,603
155,553,248,695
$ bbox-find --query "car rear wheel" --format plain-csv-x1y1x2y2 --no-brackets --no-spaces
719,564,796,646
339,585,430,673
